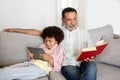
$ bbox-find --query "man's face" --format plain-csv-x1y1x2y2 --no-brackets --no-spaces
62,12,77,31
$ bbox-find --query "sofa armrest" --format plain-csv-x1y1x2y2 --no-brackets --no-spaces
113,34,120,39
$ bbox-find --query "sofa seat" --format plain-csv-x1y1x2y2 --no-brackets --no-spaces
36,76,49,80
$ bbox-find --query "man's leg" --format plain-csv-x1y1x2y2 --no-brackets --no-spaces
80,61,97,80
61,65,81,80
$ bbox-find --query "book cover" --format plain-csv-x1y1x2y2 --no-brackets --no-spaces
76,42,108,61
27,47,45,60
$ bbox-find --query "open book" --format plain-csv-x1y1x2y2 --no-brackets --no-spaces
76,40,108,61
27,47,45,60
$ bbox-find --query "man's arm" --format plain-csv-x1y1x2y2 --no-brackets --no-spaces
3,28,41,36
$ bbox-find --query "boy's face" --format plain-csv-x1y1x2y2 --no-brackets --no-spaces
44,37,57,49
62,11,77,31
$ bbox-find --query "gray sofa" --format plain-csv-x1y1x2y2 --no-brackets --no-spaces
0,25,120,80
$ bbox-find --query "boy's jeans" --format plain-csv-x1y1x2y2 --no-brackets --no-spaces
61,61,97,80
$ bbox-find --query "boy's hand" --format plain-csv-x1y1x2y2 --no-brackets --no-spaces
27,50,34,60
40,53,54,67
40,53,51,61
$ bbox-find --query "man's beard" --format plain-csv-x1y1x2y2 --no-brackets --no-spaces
64,24,76,31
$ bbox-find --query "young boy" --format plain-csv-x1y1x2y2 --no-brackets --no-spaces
0,26,64,80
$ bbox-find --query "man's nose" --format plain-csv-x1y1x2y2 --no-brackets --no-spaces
71,20,74,25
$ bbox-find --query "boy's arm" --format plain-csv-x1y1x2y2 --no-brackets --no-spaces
3,28,41,36
40,53,54,66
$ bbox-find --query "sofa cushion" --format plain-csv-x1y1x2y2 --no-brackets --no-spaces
49,72,66,80
95,39,120,66
0,31,43,67
35,76,49,80
89,25,113,44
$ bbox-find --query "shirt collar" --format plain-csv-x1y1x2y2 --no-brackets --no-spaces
50,44,58,51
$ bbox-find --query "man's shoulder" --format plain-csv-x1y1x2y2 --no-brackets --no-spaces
78,27,88,32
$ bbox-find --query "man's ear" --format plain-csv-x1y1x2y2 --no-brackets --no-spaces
61,18,64,26
61,17,64,22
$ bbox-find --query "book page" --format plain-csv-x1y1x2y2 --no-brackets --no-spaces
95,40,108,46
95,40,104,46
82,47,97,52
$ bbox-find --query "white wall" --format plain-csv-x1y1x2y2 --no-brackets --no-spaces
0,0,56,30
0,0,120,34
84,0,120,34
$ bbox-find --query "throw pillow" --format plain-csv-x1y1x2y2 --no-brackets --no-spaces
89,25,113,44
95,39,120,66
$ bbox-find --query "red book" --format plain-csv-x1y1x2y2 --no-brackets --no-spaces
76,42,108,61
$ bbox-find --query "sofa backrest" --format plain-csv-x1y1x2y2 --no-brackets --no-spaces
0,25,114,67
88,25,113,44
0,32,43,67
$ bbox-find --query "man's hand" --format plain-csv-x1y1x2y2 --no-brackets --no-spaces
84,56,94,62
2,28,41,36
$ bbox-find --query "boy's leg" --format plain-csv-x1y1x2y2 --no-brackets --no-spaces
0,62,47,80
8,61,32,68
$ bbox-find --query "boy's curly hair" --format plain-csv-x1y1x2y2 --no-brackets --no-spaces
41,26,64,44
